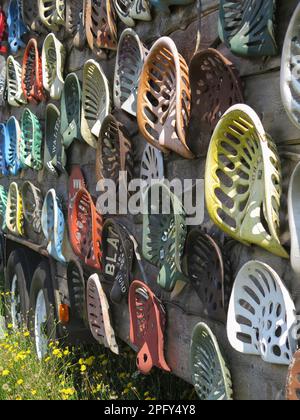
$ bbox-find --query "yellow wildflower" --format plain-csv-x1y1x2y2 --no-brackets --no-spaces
31,390,37,396
16,396,22,401
2,370,10,376
23,331,30,337
85,356,95,366
16,379,24,386
80,364,87,373
7,324,13,329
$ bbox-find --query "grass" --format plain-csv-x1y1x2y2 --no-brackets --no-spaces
0,299,195,400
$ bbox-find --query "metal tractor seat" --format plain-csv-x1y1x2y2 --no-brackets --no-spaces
0,8,7,54
21,0,46,33
41,189,66,263
113,0,151,27
42,33,66,100
22,38,45,104
0,186,7,230
289,162,300,276
0,124,8,176
65,0,86,50
190,322,233,400
21,181,43,235
114,28,148,117
44,104,66,176
7,0,27,53
142,181,187,292
137,37,193,159
0,56,7,108
140,144,164,192
286,350,300,400
96,114,133,196
20,108,43,171
38,0,65,31
218,0,277,57
188,48,244,157
6,182,24,237
68,165,86,228
281,3,300,131
185,228,231,323
85,0,118,57
67,260,87,328
7,55,27,107
205,104,288,259
69,187,103,270
81,59,111,149
129,280,171,374
227,261,297,365
60,73,83,149
87,273,119,354
102,219,134,304
5,116,22,176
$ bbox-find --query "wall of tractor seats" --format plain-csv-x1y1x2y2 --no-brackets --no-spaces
1,0,300,400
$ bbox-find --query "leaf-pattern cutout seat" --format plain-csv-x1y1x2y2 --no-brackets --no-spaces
81,59,111,149
142,181,187,292
60,73,83,149
44,104,66,176
137,36,193,159
218,0,277,57
20,108,43,171
205,104,288,259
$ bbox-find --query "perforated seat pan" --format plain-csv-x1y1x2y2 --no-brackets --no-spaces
0,186,7,231
137,36,193,159
129,280,170,374
0,124,8,177
188,48,244,157
218,0,277,57
65,0,86,50
191,323,233,400
81,59,111,149
142,182,187,292
205,104,288,259
7,56,27,107
20,108,43,171
21,0,46,33
85,0,118,56
227,261,297,365
6,182,23,236
114,28,148,117
21,181,43,235
22,38,45,104
60,73,82,149
281,3,300,131
38,0,65,31
7,0,27,53
96,114,133,194
44,104,66,176
42,33,66,100
5,116,22,176
87,273,119,354
288,162,300,275
41,189,66,263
